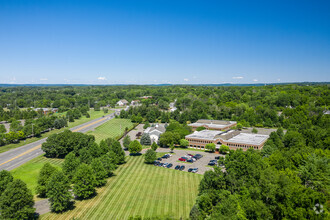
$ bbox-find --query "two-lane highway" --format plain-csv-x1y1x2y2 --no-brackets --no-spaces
0,113,116,171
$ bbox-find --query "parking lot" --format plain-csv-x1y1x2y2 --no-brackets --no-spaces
154,148,224,174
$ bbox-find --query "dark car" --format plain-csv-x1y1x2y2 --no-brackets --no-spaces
179,165,185,171
181,157,189,160
162,155,169,159
166,163,173,168
157,158,162,161
187,159,193,163
210,160,218,163
195,154,203,158
188,168,193,172
175,165,180,170
215,156,220,160
154,161,160,166
208,162,216,166
159,163,164,167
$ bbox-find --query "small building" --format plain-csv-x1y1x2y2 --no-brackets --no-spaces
117,99,129,106
188,119,237,131
185,129,269,151
144,124,166,143
140,96,152,99
34,108,58,115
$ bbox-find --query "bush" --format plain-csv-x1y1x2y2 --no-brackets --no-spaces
219,145,229,154
252,128,258,133
151,142,158,151
180,139,189,147
140,133,151,146
196,126,206,131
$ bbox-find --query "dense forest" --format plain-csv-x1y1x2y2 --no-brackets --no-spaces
0,84,329,219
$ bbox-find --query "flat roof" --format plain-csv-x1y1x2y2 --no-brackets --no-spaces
188,120,236,129
186,130,224,140
226,133,269,145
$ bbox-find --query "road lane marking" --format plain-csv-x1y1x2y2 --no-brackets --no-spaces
0,116,109,168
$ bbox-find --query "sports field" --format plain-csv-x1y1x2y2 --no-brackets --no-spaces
42,155,202,220
11,156,63,196
86,118,134,143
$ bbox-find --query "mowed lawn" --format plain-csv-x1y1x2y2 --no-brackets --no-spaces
87,118,134,143
42,156,203,220
11,156,63,196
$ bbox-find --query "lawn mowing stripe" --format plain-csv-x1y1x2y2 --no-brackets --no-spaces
187,173,194,216
80,163,129,220
139,163,159,217
167,169,175,216
163,167,172,216
84,157,137,220
66,159,132,220
144,164,163,217
122,159,151,219
97,156,142,219
53,158,134,220
180,171,186,218
118,157,149,219
106,157,145,219
152,165,165,217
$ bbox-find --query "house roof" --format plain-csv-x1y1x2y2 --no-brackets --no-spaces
186,130,224,140
144,124,166,136
188,119,237,129
225,133,269,145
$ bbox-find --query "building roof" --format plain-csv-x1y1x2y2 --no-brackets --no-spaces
186,130,224,140
188,119,237,129
225,133,269,145
144,124,166,136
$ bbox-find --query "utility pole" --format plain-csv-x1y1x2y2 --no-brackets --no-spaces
32,124,34,137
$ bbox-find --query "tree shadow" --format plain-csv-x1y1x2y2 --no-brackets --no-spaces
129,152,142,156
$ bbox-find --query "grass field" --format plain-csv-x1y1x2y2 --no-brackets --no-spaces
0,110,113,153
42,155,202,220
11,155,63,197
86,119,134,143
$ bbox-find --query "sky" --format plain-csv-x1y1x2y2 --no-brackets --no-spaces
0,0,329,84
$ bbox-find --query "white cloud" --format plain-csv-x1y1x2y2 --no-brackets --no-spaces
253,79,258,82
97,76,106,80
40,78,48,81
232,76,244,79
277,78,281,82
183,78,189,81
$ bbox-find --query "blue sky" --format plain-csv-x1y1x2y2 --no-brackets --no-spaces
0,0,329,84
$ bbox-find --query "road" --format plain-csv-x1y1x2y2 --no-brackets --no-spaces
0,113,116,171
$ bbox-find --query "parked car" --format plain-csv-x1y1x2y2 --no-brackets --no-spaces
188,168,193,172
166,163,173,168
215,156,220,160
154,161,160,166
178,158,186,162
188,154,194,157
208,162,216,166
179,165,185,171
181,157,189,160
195,154,203,158
159,163,164,167
210,160,218,163
191,158,196,162
192,168,198,173
157,158,162,161
161,155,169,159
163,163,169,167
175,165,180,170
186,159,193,163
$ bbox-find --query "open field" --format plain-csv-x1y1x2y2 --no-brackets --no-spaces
11,155,63,196
42,155,202,220
0,110,113,153
86,118,134,143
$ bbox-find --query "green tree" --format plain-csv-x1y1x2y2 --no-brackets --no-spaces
0,124,6,133
252,128,258,134
143,121,150,129
236,123,243,130
0,179,35,219
91,158,108,187
159,131,180,147
73,164,96,199
62,152,81,180
0,170,13,196
109,140,126,164
100,154,117,176
180,139,189,147
36,163,57,198
144,149,157,164
46,171,73,213
219,145,229,154
123,135,131,149
140,133,151,146
79,147,92,164
205,143,216,152
129,140,142,154
151,142,158,151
